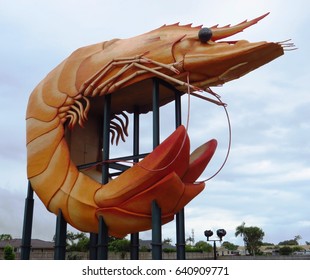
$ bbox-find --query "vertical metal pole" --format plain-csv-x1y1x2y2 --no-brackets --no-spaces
213,241,217,260
151,78,162,260
102,94,111,185
152,78,160,148
130,233,139,260
175,91,186,260
175,90,182,126
176,209,186,259
89,233,98,260
54,209,67,260
97,216,109,260
151,200,162,260
98,94,111,260
130,107,140,260
20,181,34,260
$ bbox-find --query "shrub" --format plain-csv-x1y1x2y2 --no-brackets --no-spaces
4,245,15,260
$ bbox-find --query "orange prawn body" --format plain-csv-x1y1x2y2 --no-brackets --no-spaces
26,14,286,237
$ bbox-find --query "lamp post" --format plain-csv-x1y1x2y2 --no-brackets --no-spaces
204,229,226,260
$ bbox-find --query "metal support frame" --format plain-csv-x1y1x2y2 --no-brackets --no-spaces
151,200,162,259
151,79,162,259
130,108,140,260
97,94,111,260
174,91,186,260
54,209,67,260
97,216,109,260
89,233,98,260
20,182,34,259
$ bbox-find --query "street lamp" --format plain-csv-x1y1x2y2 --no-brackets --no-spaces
204,229,226,260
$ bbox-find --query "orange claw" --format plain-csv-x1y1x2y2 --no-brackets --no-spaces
95,125,217,237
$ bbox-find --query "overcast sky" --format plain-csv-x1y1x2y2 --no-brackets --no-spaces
0,0,309,246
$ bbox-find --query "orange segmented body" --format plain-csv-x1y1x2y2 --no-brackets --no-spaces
26,13,288,237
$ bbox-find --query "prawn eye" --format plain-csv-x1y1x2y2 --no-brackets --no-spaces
198,27,213,43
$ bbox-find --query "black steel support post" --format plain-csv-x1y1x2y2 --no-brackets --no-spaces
151,78,162,260
98,94,111,260
151,200,162,260
97,216,109,260
20,181,34,260
152,78,160,148
213,240,217,260
174,91,186,260
89,233,98,260
102,94,111,185
130,108,140,260
54,209,67,260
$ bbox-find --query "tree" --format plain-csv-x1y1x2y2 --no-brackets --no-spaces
279,246,293,255
163,238,172,245
235,222,246,254
222,241,238,251
109,238,130,252
108,238,130,259
243,227,264,256
186,236,194,246
278,239,298,246
66,232,90,252
235,222,246,239
0,234,12,241
294,235,302,244
194,241,213,252
278,235,302,246
262,242,274,246
235,223,265,256
4,245,15,260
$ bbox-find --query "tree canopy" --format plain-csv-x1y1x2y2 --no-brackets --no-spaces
235,222,264,256
222,241,239,251
0,234,12,241
194,241,213,252
278,235,302,246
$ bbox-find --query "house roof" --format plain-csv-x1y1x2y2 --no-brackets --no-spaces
139,239,175,250
0,239,54,249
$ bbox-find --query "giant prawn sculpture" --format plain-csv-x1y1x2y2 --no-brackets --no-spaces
26,13,292,238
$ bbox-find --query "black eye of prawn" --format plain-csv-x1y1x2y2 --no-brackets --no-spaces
198,27,213,43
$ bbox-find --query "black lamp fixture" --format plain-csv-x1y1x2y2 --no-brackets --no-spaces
204,228,227,260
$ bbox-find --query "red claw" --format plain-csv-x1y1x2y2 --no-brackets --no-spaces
95,125,217,237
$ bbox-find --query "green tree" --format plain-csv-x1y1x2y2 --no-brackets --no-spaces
243,227,264,256
262,242,274,246
235,223,265,256
222,241,239,251
66,232,89,252
292,246,304,253
4,245,15,260
0,234,12,241
235,222,246,239
278,235,302,246
109,238,130,259
278,239,298,246
235,222,246,254
194,241,213,252
109,238,130,252
186,236,194,246
279,246,293,255
163,238,172,245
